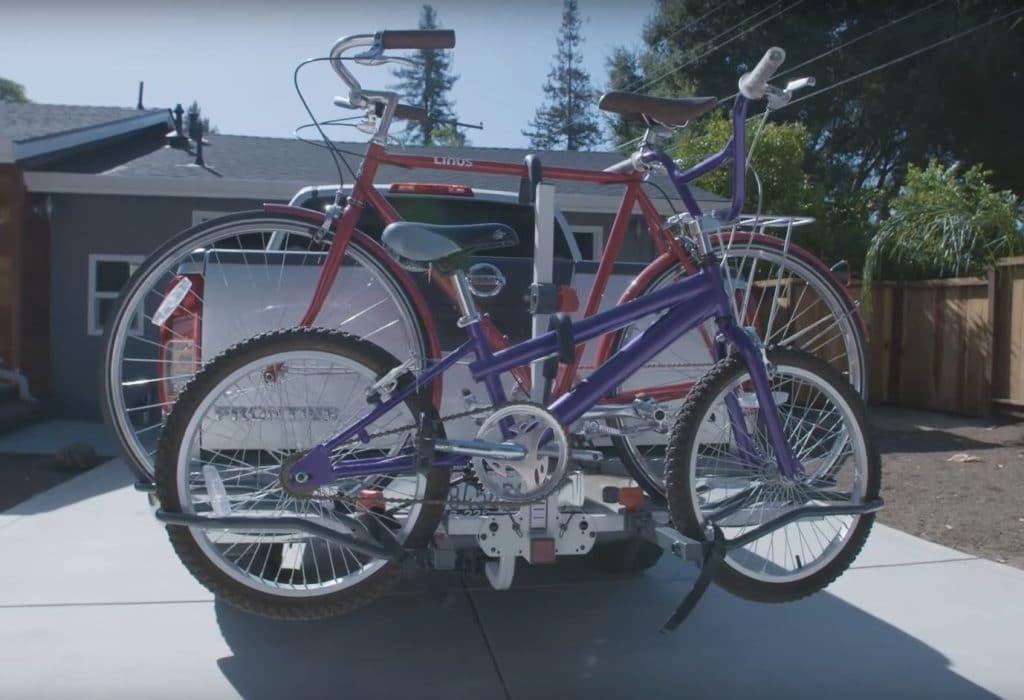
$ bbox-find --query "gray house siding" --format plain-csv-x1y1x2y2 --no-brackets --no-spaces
48,193,264,419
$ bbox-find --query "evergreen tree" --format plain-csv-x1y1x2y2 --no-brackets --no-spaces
391,4,463,146
523,0,602,150
604,47,644,149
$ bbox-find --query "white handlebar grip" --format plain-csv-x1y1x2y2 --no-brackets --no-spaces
738,47,786,99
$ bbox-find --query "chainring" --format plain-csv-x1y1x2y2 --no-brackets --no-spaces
471,402,570,505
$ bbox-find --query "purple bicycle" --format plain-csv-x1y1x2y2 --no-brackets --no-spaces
151,48,882,626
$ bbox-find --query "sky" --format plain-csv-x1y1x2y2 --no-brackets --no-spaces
0,0,656,149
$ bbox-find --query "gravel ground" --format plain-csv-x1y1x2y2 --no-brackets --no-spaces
872,407,1024,569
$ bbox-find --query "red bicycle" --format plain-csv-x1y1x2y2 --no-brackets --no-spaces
102,29,866,500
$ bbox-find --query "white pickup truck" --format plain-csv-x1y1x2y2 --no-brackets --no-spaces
156,182,709,447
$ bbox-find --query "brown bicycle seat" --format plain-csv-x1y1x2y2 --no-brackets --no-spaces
598,91,717,126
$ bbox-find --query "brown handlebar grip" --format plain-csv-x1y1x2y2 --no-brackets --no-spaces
394,103,428,122
378,30,455,50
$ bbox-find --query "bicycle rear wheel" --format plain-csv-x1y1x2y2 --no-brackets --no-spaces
101,211,430,482
606,235,867,501
665,349,880,603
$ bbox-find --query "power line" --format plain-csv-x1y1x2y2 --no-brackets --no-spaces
632,0,784,94
614,0,737,93
779,0,947,80
635,0,804,96
781,4,1024,112
717,0,948,105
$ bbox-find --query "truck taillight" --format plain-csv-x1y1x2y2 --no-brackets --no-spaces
157,274,203,411
388,182,474,196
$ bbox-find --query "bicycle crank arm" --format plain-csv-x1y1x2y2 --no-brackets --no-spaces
154,509,400,560
538,446,603,462
436,439,527,460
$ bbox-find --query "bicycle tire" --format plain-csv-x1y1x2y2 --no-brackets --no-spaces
606,235,868,502
100,211,432,483
665,348,880,603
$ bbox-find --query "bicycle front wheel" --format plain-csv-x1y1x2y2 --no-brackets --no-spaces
101,211,430,482
665,349,880,603
607,235,867,501
155,328,448,620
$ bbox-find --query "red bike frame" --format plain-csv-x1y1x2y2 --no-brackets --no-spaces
263,140,853,406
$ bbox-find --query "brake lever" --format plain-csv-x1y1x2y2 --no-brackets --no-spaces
354,53,417,68
784,76,816,93
764,76,815,111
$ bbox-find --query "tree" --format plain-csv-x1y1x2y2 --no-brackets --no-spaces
628,0,1024,197
864,160,1023,283
523,0,602,150
673,113,816,216
604,47,645,148
0,77,28,103
608,0,1024,276
391,4,462,146
185,101,218,135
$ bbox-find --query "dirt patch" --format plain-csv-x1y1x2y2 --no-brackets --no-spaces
872,408,1024,568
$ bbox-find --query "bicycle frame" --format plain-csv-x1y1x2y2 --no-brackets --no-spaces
273,95,753,405
289,242,804,490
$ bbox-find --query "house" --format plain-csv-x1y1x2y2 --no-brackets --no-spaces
0,102,172,410
4,103,727,420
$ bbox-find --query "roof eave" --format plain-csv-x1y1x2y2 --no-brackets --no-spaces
11,111,172,163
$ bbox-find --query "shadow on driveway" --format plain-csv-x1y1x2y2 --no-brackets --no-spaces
0,459,132,517
212,560,996,700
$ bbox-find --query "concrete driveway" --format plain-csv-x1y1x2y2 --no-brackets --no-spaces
1,458,1023,699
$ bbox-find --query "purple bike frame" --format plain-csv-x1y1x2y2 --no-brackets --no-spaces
290,260,803,488
286,94,804,488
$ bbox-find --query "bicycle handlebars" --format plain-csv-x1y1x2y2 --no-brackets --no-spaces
738,47,786,100
377,29,455,50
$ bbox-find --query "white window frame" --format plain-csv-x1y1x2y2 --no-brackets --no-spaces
192,209,233,226
571,225,605,261
87,254,145,336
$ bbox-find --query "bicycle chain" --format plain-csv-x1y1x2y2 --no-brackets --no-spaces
331,403,552,513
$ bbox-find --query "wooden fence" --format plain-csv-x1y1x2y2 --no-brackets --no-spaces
843,258,1024,417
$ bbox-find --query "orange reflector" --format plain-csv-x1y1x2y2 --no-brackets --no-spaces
557,285,580,312
618,486,645,512
388,182,474,196
356,489,385,512
530,538,557,564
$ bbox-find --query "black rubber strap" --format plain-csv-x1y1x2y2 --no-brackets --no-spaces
662,524,727,633
378,30,455,50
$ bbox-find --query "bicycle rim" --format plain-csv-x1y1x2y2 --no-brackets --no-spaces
682,360,870,584
610,239,866,499
171,347,428,596
102,213,428,481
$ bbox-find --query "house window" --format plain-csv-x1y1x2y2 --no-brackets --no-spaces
572,225,605,261
88,254,144,336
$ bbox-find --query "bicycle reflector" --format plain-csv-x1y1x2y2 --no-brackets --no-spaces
388,182,474,196
157,273,203,410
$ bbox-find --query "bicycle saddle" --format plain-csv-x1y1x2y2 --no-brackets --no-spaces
382,221,518,265
598,91,717,126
